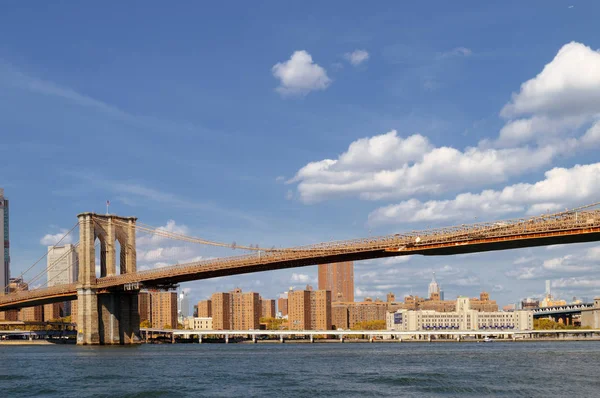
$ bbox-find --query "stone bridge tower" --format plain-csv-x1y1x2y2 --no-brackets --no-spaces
77,213,140,345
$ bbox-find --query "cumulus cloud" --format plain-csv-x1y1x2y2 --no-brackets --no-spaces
497,42,600,147
506,245,600,282
137,219,190,246
135,220,213,270
552,277,600,289
40,229,74,246
290,273,312,284
291,130,557,203
272,50,331,96
368,162,600,225
344,49,370,66
501,42,600,118
290,42,600,206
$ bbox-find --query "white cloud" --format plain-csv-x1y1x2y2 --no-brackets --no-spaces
344,50,370,66
497,42,600,147
501,42,600,118
368,162,600,225
291,130,557,203
542,255,592,273
272,50,331,96
506,266,540,280
290,273,312,283
137,219,190,246
552,277,600,289
40,229,74,246
290,42,600,205
451,276,480,287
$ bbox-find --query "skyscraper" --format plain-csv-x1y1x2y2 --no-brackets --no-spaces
428,272,440,299
0,188,9,294
47,244,78,287
178,290,190,322
318,261,354,302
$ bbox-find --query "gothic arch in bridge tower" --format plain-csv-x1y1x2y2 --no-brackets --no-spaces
76,212,140,345
77,212,137,283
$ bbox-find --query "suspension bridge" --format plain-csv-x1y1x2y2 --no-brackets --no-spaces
1,203,600,345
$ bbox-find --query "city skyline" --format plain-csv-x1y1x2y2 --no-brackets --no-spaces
3,3,600,309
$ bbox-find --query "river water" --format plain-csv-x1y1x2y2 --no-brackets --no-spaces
1,342,598,397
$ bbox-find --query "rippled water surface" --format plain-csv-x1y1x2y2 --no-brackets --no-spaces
1,342,599,397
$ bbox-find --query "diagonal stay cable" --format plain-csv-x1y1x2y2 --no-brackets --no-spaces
3,222,78,292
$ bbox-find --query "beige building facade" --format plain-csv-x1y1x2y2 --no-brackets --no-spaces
288,290,311,330
190,317,213,330
387,297,533,332
261,298,276,319
211,292,231,330
198,299,212,318
150,291,178,329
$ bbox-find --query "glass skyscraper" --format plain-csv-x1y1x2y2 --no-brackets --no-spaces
0,188,9,294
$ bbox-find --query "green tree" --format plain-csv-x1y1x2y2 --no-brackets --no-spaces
140,319,151,328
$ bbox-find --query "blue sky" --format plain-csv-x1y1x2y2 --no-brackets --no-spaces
2,1,600,308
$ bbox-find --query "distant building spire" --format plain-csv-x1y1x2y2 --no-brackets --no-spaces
428,271,441,299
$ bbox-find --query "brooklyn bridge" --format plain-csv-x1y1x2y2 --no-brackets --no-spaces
1,203,600,345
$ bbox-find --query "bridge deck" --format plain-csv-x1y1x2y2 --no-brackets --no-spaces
2,209,600,310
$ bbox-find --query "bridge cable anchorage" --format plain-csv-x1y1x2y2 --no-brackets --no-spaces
3,223,78,292
27,242,82,290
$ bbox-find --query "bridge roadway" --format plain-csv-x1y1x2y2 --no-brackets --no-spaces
2,208,600,310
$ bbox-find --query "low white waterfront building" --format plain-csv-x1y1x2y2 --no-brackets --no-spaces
188,317,213,330
387,297,533,332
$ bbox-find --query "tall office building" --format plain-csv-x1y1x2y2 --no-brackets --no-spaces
0,188,9,294
47,244,78,287
428,272,440,299
318,261,354,302
178,291,190,322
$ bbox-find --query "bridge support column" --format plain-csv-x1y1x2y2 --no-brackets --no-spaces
77,287,100,345
279,335,284,343
97,292,140,345
76,212,140,345
310,335,314,343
